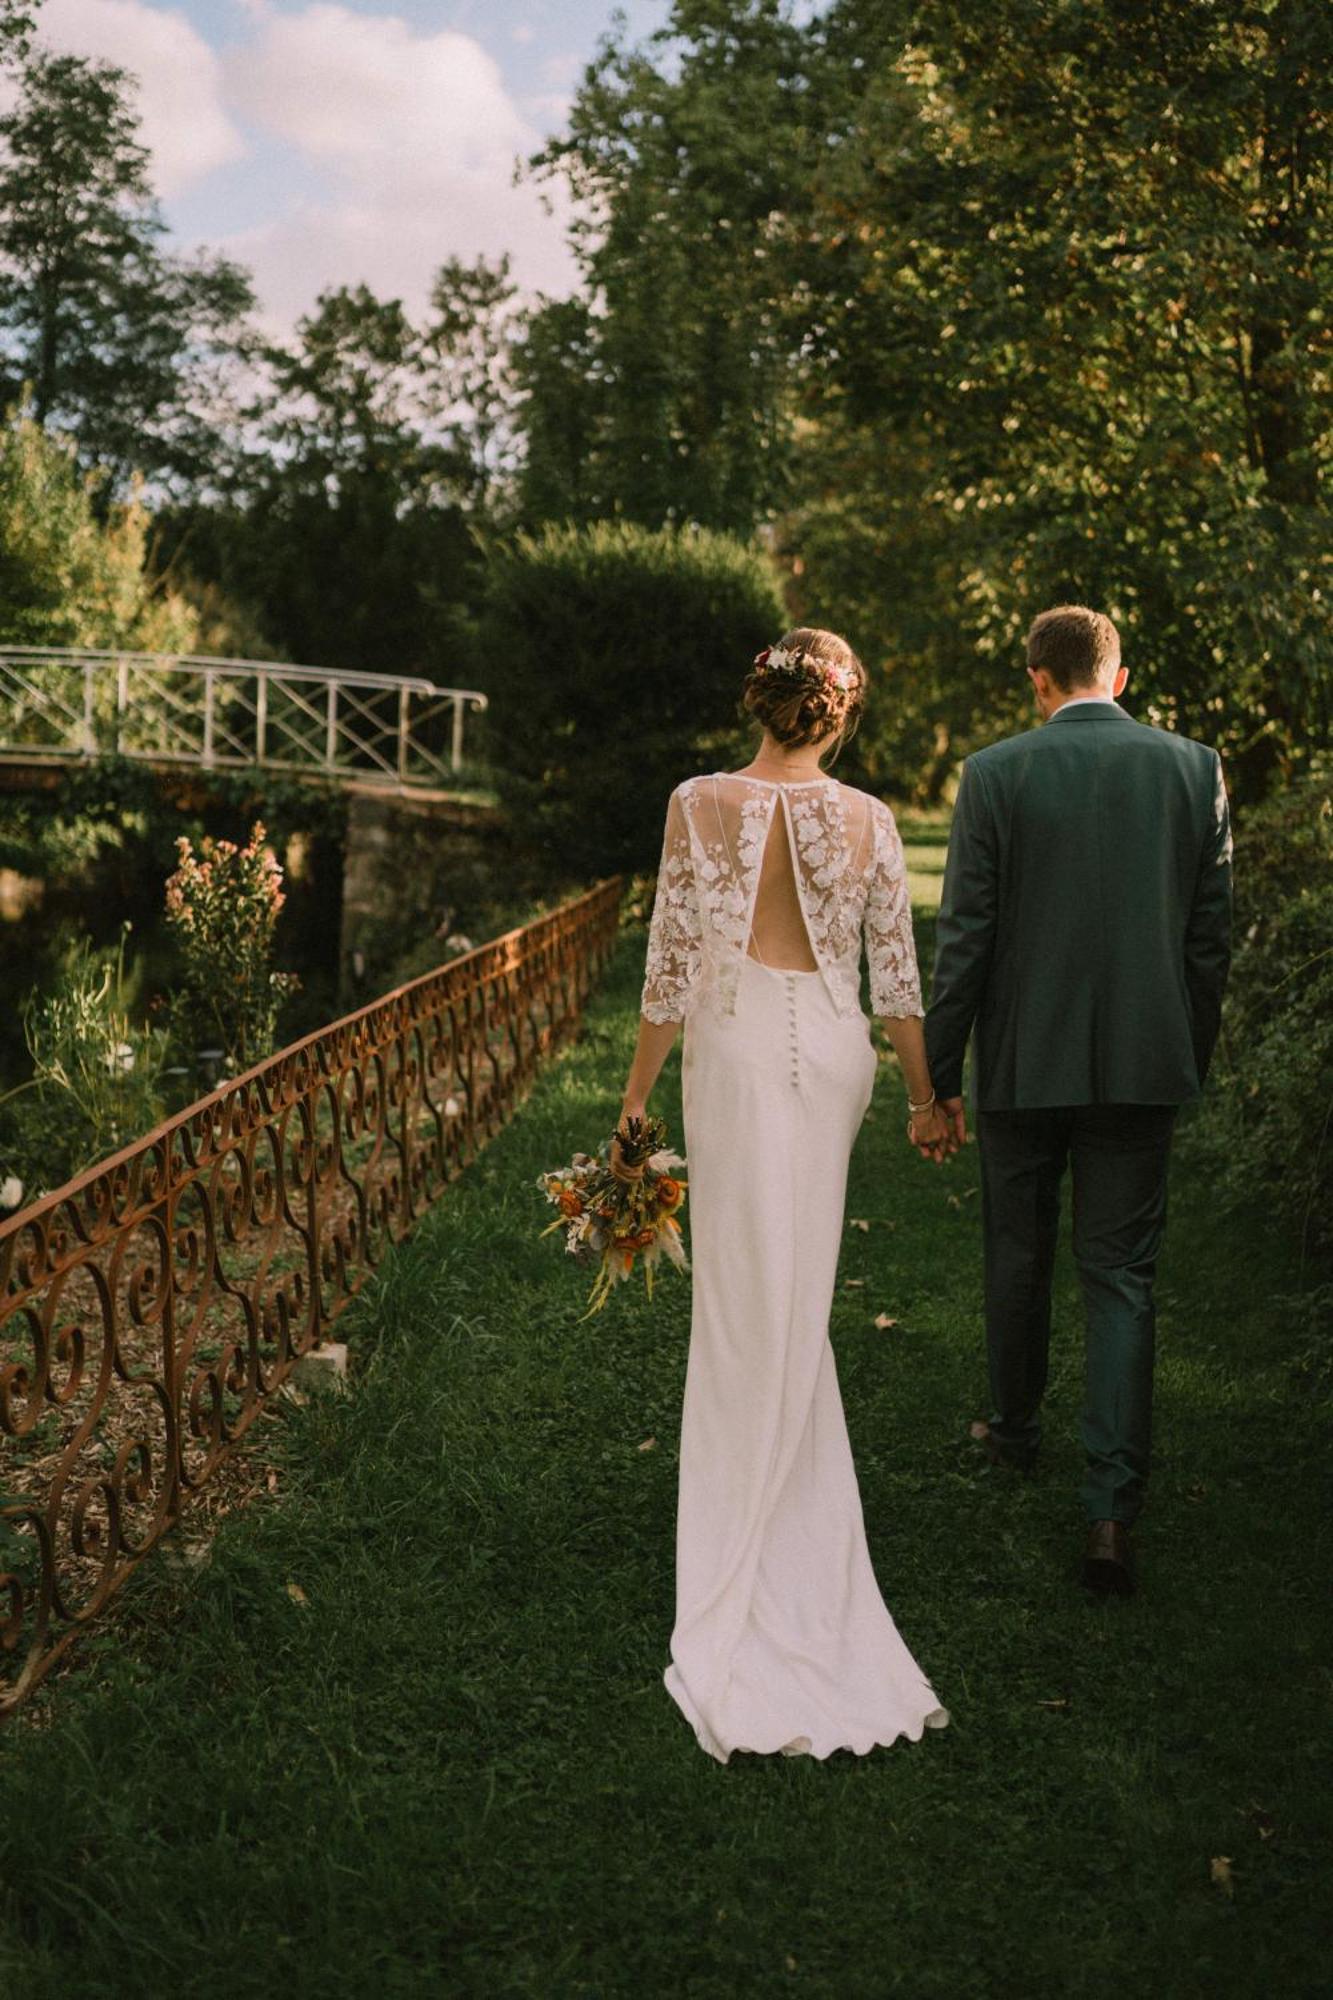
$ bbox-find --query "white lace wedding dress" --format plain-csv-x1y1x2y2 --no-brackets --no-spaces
642,772,950,1763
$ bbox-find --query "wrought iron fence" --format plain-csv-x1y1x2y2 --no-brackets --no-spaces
0,876,624,1717
0,648,487,786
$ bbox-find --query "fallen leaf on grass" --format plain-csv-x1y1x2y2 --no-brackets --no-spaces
1036,1698,1070,1711
266,1469,280,1492
843,1278,866,1289
1242,1802,1276,1841
637,1436,657,1452
285,1581,308,1607
1210,1856,1235,1897
946,1194,962,1211
873,1313,899,1331
1187,1482,1207,1503
849,1218,870,1233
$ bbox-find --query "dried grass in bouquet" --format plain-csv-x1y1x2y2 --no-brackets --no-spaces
536,1113,688,1316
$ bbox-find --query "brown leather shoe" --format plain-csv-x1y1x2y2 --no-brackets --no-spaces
1081,1519,1134,1596
969,1419,1038,1475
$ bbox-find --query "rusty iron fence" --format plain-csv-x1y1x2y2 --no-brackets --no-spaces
0,875,624,1717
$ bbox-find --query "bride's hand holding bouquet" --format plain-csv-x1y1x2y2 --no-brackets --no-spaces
536,1107,689,1318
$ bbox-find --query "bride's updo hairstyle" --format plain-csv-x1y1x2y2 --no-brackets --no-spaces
741,626,866,761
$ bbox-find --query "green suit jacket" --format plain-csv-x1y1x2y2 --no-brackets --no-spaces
924,701,1233,1109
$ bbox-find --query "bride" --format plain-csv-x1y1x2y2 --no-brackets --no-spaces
615,626,952,1764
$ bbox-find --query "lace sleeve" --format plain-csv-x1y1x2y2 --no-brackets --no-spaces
641,786,702,1024
864,798,923,1018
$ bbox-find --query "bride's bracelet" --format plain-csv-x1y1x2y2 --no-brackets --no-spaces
907,1090,937,1117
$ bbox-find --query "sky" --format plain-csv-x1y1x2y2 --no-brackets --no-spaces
17,0,673,334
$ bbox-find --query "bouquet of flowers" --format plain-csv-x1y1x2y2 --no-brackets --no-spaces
536,1113,688,1317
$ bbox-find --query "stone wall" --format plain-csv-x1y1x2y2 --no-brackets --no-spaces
337,786,506,1006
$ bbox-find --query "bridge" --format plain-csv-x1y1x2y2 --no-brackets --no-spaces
0,647,488,792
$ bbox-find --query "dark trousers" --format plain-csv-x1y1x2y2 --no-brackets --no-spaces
975,1103,1177,1526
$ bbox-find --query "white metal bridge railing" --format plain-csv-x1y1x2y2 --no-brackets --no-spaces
0,648,489,789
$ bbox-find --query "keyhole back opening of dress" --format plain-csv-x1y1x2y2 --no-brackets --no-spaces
704,776,872,972
746,792,820,970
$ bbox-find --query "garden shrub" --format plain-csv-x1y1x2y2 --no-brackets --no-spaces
1188,759,1333,1281
163,820,301,1073
0,400,199,650
0,921,171,1204
479,520,786,875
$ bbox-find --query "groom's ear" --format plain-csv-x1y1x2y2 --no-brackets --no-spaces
1112,661,1128,697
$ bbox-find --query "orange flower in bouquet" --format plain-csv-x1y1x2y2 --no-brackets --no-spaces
537,1113,689,1316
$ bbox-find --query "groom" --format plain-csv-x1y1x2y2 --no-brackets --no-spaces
924,605,1232,1594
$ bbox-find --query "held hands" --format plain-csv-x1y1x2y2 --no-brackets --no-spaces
940,1096,967,1148
906,1099,953,1163
905,1093,965,1162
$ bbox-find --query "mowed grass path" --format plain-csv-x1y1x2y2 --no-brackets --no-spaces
1,867,1328,1997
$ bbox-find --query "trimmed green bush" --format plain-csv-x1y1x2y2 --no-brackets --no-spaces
479,520,786,874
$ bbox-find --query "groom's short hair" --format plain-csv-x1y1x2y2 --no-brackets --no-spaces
1026,605,1120,691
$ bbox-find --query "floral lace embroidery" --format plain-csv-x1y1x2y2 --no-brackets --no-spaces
863,798,922,1017
639,787,704,1023
640,774,922,1023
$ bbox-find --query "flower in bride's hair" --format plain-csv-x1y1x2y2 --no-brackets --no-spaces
753,646,772,669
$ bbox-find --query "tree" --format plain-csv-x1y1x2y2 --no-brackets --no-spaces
791,0,1333,791
157,285,478,679
526,0,812,533
0,397,199,649
528,0,1333,799
421,253,525,518
0,1,37,66
512,297,609,526
0,47,254,495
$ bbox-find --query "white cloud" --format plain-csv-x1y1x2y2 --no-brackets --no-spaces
220,3,577,330
0,0,579,335
30,0,244,195
228,7,529,177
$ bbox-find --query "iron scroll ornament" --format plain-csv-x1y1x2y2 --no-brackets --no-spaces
0,876,623,1717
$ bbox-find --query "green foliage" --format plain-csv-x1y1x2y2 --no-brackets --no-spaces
526,0,809,534
422,252,523,515
0,759,350,1105
0,47,254,494
0,400,200,647
0,3,36,66
0,919,171,1202
154,279,489,679
1188,762,1333,1273
526,0,1333,802
479,519,786,872
163,820,300,1072
512,297,608,527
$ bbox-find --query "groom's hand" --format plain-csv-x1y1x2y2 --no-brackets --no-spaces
940,1097,967,1148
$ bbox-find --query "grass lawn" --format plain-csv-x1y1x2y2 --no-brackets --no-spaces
0,896,1328,1999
